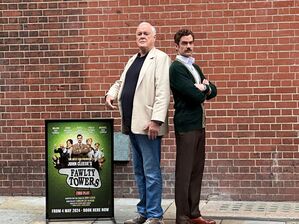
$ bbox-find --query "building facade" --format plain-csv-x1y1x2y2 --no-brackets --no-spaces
0,0,298,201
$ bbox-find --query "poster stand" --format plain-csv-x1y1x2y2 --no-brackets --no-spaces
45,119,114,222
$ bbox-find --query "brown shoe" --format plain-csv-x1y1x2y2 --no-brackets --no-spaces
191,217,216,224
124,214,147,224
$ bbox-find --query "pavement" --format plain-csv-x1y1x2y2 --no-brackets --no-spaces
0,196,298,224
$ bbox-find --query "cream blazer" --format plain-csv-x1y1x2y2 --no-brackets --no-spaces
106,47,171,136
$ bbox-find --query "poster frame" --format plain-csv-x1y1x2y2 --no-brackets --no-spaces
45,119,114,222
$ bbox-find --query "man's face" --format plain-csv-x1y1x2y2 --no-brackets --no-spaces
136,23,156,52
77,135,82,144
176,35,194,57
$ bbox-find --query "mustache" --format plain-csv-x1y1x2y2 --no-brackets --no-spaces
185,48,192,52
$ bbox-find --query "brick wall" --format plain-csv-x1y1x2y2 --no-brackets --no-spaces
0,0,298,200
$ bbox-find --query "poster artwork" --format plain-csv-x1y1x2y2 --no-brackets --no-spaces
46,120,114,220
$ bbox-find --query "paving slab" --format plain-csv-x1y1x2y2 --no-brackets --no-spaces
0,197,299,224
202,201,299,221
0,196,45,224
221,220,284,224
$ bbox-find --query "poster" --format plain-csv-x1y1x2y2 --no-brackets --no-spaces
46,119,114,220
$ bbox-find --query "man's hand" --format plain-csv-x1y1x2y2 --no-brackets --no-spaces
105,95,117,109
202,79,210,85
194,83,207,92
195,79,210,93
144,121,160,140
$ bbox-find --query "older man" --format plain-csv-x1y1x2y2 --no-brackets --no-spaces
106,22,171,224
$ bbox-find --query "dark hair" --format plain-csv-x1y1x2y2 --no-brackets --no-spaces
77,134,82,138
174,29,194,45
67,139,73,144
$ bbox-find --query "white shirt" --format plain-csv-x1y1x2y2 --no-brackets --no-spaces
89,149,105,162
176,55,201,84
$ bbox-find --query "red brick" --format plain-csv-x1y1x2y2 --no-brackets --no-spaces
0,0,298,200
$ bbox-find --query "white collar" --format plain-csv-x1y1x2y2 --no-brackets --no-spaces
176,55,195,65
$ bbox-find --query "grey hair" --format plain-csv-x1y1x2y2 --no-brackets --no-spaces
138,22,156,35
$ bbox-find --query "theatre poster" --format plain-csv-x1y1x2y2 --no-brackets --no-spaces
45,119,114,220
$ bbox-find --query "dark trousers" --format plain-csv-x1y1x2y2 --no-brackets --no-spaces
175,129,206,224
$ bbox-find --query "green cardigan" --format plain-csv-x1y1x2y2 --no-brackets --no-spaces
169,60,217,133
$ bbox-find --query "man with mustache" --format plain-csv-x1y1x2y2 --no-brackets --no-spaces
106,22,171,224
169,29,217,224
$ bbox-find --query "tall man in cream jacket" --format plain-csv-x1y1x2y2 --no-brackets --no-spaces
106,22,171,224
